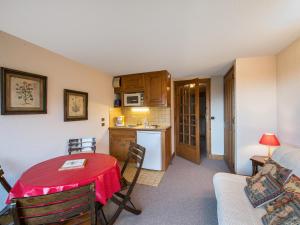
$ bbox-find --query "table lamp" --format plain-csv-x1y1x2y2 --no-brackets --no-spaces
259,133,280,159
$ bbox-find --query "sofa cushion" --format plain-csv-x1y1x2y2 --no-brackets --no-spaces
261,198,300,225
246,159,292,186
214,173,265,225
245,174,283,208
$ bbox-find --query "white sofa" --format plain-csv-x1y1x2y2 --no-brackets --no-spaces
213,145,300,225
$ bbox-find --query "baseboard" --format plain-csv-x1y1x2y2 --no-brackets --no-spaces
210,154,224,160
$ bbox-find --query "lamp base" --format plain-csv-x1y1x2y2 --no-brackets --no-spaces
266,146,271,161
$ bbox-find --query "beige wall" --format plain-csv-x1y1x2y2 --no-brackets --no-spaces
0,32,113,208
235,56,277,175
277,39,300,147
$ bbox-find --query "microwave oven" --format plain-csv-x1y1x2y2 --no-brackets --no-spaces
124,93,144,106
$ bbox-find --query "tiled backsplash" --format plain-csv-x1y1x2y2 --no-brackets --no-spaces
109,107,171,127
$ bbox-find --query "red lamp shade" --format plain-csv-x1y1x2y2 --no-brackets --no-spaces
259,133,280,146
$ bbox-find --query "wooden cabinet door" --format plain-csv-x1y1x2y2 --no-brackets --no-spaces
121,74,144,92
109,129,136,161
145,71,170,107
224,67,235,172
163,127,171,170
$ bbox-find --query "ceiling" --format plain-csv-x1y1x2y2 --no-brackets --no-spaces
1,0,300,78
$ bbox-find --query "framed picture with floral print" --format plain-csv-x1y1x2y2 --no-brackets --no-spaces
64,89,88,121
1,67,47,115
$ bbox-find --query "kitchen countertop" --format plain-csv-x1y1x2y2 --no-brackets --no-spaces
109,125,171,131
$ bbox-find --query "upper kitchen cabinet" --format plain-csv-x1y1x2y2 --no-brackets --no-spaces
144,70,171,107
114,70,171,107
121,74,145,92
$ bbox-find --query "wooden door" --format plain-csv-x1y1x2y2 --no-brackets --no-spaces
145,71,169,106
224,67,235,172
175,80,200,164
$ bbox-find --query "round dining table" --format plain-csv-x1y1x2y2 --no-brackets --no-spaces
6,153,121,205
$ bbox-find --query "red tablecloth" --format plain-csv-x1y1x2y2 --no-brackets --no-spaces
6,153,121,205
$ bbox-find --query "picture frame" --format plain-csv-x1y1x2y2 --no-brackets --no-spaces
1,67,47,115
64,89,88,122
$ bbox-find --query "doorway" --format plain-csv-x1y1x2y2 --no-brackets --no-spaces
174,79,211,164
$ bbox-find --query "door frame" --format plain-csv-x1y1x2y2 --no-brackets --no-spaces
174,78,212,161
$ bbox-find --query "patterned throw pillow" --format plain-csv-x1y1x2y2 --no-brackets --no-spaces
284,175,300,198
246,159,292,186
262,198,300,225
265,175,300,214
245,174,283,208
265,192,294,214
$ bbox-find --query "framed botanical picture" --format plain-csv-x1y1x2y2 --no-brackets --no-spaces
1,67,47,115
64,89,88,121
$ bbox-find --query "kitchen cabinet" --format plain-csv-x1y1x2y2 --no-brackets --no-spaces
121,74,145,93
115,70,171,107
144,71,171,107
163,127,171,170
108,127,172,170
109,128,136,161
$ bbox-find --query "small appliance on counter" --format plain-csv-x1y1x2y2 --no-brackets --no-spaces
115,116,125,127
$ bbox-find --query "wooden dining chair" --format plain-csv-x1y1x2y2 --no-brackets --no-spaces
0,166,12,193
106,142,146,225
10,183,97,225
68,137,96,155
0,165,12,217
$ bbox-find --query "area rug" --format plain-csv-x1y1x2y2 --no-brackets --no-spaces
119,162,165,187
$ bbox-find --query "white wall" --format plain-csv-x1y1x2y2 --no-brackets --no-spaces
235,57,277,175
0,32,114,208
277,39,300,147
210,76,224,156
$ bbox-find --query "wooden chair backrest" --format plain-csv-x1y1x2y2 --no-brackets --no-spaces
0,165,12,193
68,138,96,155
121,142,146,196
11,183,96,225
